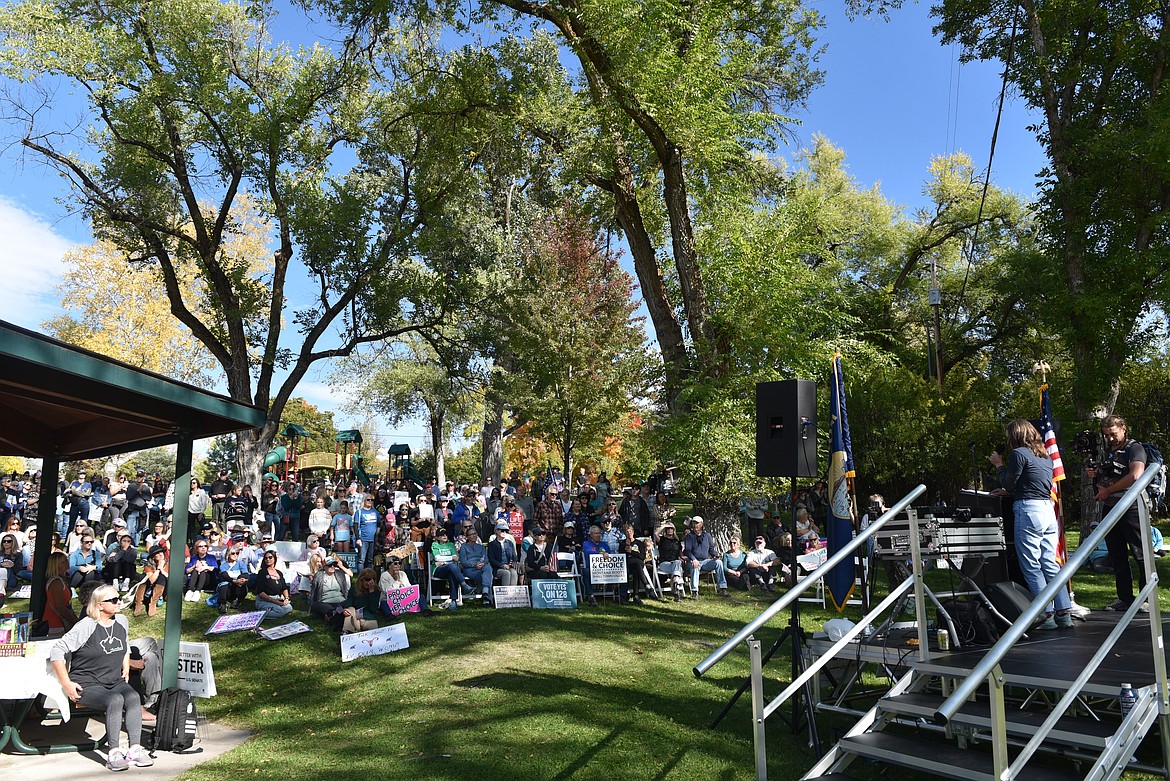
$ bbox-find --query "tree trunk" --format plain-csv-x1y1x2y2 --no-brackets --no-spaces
691,499,739,557
430,406,447,489
237,422,278,491
481,389,504,487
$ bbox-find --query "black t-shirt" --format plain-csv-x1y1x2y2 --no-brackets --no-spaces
1100,439,1147,508
209,479,234,502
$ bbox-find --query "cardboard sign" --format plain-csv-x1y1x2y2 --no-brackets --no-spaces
177,641,217,698
385,585,421,616
393,491,410,511
532,579,577,609
340,622,409,662
205,610,266,635
492,585,531,609
588,553,627,585
257,621,313,641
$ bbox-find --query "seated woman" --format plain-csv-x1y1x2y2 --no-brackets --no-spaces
144,520,170,555
309,556,350,626
253,549,293,617
16,525,37,582
215,545,250,614
430,527,470,611
618,523,652,605
722,536,749,591
68,531,104,589
102,532,138,592
183,539,219,601
524,527,558,580
487,522,520,587
655,523,685,601
44,551,80,633
50,584,154,771
0,533,20,593
339,567,381,634
132,546,168,617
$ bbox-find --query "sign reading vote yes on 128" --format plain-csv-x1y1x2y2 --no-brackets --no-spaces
532,579,577,609
588,553,626,585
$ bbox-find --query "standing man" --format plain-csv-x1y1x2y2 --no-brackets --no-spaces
532,486,564,537
1086,415,1150,612
740,490,769,543
514,484,535,526
208,469,234,526
66,470,93,533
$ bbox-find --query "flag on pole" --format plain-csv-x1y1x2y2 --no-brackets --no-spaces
827,353,857,612
1039,384,1068,562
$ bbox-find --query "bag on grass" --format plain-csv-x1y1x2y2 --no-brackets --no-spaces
149,687,198,753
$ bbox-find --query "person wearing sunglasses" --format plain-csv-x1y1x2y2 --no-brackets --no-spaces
254,550,292,617
338,567,381,634
50,584,154,771
68,534,104,589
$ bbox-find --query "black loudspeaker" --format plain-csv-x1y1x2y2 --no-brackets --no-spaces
756,380,818,477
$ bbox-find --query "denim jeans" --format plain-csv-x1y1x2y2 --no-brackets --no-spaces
433,562,465,599
689,558,727,590
1013,499,1071,612
461,565,493,595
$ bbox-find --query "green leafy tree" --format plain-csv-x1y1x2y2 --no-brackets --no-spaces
0,0,498,485
197,436,238,484
503,207,649,477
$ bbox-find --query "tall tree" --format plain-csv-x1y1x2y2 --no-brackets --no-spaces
0,0,495,484
322,0,824,411
503,206,648,476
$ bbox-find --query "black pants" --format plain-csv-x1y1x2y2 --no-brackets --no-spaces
185,569,217,592
1105,503,1147,604
217,580,249,605
104,560,137,583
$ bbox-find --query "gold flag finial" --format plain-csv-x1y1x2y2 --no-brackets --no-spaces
1032,360,1050,384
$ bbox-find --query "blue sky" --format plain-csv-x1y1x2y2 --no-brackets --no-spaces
0,1,1045,453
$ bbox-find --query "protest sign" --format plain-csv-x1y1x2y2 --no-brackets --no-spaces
385,585,421,616
508,512,524,540
492,585,531,609
340,622,409,662
532,579,577,609
177,642,217,698
205,610,266,635
257,621,313,641
589,553,626,585
335,551,359,571
393,491,410,511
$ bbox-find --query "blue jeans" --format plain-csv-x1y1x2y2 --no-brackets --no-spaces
433,562,465,598
68,498,90,530
461,565,493,595
124,509,141,545
1013,499,1070,612
690,558,727,590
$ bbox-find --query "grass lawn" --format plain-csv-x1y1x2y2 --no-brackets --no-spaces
7,522,1170,780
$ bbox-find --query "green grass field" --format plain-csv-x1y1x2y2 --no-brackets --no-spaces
8,523,1170,780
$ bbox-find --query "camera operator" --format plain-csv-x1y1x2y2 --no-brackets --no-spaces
1084,415,1148,612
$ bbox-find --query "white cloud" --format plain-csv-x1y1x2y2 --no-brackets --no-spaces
0,198,78,329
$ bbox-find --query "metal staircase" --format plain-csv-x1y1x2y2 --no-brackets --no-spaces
694,470,1170,781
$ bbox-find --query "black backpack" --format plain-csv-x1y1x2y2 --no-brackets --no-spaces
1142,442,1166,512
148,687,199,753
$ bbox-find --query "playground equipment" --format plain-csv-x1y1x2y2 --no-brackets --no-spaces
388,443,423,492
263,427,373,486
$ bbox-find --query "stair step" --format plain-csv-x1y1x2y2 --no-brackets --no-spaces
839,732,1078,781
880,692,1118,749
802,775,865,781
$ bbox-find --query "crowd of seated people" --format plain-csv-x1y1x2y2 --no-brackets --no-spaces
3,468,804,644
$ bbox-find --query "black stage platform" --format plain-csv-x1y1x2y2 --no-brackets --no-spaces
912,611,1166,697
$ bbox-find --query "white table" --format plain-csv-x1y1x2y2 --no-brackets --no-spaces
0,639,73,754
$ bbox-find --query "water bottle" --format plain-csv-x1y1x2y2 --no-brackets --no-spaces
1120,683,1136,716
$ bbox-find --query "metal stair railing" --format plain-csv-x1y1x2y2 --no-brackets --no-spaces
694,484,927,781
933,465,1169,781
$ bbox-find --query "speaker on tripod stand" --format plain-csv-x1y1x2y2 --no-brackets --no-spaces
713,380,821,752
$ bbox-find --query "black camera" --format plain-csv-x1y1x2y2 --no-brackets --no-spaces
867,502,881,516
1073,429,1099,456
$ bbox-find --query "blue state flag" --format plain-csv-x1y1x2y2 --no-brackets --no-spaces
827,353,857,612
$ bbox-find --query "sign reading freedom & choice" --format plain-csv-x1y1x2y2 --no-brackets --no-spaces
532,579,577,609
589,553,627,585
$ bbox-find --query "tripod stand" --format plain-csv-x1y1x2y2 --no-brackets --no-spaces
709,542,822,754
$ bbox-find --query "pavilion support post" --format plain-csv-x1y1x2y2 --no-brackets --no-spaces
162,431,194,689
29,457,60,619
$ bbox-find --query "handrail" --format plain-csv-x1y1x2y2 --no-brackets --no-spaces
935,465,1160,724
693,484,927,678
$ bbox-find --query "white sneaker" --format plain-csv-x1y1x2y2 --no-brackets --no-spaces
126,745,153,767
185,590,199,602
106,747,129,772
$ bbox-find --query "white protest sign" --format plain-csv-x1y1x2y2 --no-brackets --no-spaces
340,622,410,662
492,585,531,609
393,491,410,511
177,641,217,698
589,553,627,585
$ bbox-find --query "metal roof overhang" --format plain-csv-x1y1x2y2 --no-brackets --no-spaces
0,319,266,459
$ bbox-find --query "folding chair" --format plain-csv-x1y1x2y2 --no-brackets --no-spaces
555,552,583,596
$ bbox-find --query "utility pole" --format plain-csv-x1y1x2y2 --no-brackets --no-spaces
930,258,943,390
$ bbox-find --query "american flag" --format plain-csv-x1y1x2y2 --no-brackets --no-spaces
1040,386,1065,482
1040,384,1067,562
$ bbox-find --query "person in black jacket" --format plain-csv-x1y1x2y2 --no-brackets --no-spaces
525,527,558,580
656,523,685,601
